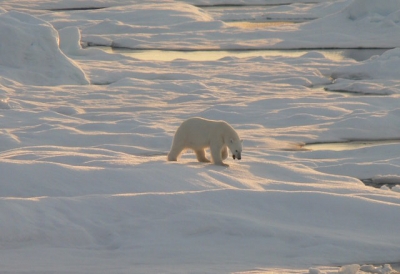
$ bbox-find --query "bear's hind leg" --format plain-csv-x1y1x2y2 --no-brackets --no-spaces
167,141,184,161
195,149,210,162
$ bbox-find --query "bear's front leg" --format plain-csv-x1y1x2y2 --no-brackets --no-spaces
210,142,228,166
221,146,228,160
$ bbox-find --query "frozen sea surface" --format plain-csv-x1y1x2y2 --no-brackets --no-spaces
0,1,400,273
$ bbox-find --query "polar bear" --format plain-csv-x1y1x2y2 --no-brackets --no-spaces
167,117,242,166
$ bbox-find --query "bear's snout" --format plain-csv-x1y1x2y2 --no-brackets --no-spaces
232,153,241,160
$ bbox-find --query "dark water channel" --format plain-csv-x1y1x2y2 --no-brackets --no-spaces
361,178,400,189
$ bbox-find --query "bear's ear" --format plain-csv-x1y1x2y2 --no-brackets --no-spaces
230,139,233,143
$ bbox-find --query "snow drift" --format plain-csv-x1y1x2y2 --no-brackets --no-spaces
0,11,89,85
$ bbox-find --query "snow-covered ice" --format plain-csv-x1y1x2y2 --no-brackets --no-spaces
0,11,89,85
0,0,400,273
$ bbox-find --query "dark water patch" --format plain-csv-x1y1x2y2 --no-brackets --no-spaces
47,7,106,11
323,88,390,96
91,81,116,86
361,178,400,189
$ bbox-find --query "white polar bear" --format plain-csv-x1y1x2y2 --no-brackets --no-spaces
167,117,242,166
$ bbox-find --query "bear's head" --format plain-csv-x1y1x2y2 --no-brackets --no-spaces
228,138,242,160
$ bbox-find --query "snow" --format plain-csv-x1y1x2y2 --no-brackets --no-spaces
0,0,400,273
24,0,400,50
0,11,89,85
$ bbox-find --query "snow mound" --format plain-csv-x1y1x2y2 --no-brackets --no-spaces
0,11,89,86
331,48,400,80
59,26,83,56
360,264,395,274
338,264,360,274
345,0,400,21
325,79,398,95
369,175,400,185
328,48,400,94
84,2,213,27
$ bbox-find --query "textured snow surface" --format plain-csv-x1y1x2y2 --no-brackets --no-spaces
0,0,400,273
